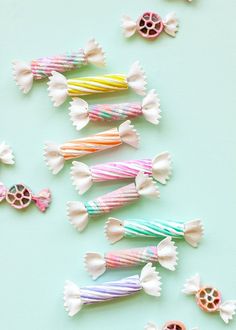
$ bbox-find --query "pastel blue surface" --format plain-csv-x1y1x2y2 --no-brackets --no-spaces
0,0,235,329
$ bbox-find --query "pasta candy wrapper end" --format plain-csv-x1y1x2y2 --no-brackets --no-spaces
184,219,204,247
69,89,160,131
152,151,172,184
44,142,65,175
67,172,159,232
13,39,105,94
32,188,51,212
183,274,236,324
105,218,203,247
48,61,146,107
45,120,139,176
64,263,161,317
0,142,15,165
85,237,177,280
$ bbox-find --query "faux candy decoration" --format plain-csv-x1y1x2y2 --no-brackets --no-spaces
0,142,14,165
145,321,198,330
44,120,139,175
64,263,161,317
13,39,105,94
0,182,51,212
85,237,177,280
105,218,203,247
67,172,159,232
69,89,160,131
183,274,236,324
122,12,178,39
48,61,146,107
71,151,171,195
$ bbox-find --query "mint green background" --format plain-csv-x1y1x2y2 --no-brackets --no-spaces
0,0,235,329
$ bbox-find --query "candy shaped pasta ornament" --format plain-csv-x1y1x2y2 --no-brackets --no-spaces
85,237,177,280
122,12,178,40
13,39,105,94
69,89,160,131
64,263,161,317
145,321,198,330
183,274,236,324
105,218,204,247
0,142,14,165
67,172,159,232
44,120,139,175
0,182,51,212
48,61,146,107
71,151,171,195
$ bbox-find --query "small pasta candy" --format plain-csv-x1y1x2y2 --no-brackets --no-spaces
64,263,161,317
13,39,105,94
44,120,139,175
48,61,147,107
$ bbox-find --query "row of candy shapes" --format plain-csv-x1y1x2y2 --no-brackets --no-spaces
12,10,179,94
64,264,236,323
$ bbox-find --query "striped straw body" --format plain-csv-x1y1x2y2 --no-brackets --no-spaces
67,74,128,96
80,275,141,305
105,246,158,269
31,50,85,80
90,159,152,182
59,127,122,160
84,183,140,216
123,219,185,239
88,103,142,121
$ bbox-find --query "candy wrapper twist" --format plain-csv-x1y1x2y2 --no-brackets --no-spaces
0,182,51,212
44,120,139,175
48,61,146,106
105,218,203,248
183,274,236,323
67,172,159,232
71,151,171,195
85,237,177,279
69,89,160,131
122,12,178,39
145,321,198,330
0,142,15,165
13,39,105,94
64,263,161,317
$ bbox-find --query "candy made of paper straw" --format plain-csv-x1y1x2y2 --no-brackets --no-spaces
105,218,204,248
44,120,139,175
85,237,177,280
48,61,146,107
69,89,160,131
183,274,236,324
12,39,105,94
122,12,178,38
0,142,15,165
71,151,171,195
67,172,159,232
64,262,161,317
145,321,198,330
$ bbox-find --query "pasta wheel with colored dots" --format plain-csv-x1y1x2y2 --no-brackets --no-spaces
196,287,221,312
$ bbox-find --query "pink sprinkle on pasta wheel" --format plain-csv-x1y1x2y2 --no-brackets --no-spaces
196,286,222,312
162,321,186,330
6,184,32,209
137,12,164,39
